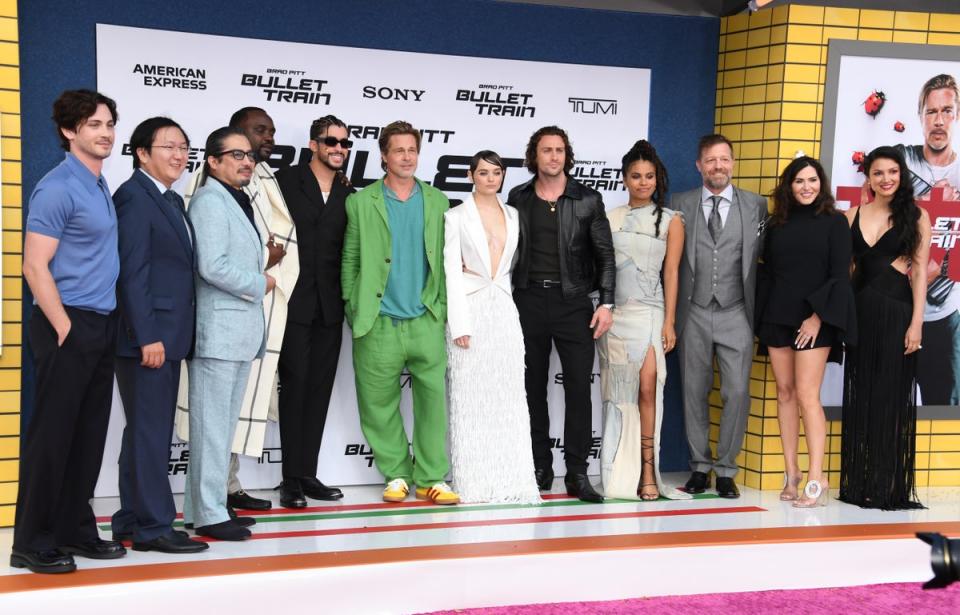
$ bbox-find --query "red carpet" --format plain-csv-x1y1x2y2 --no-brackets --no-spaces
426,582,960,613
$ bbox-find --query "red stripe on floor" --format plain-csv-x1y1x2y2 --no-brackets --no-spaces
192,505,767,542
93,493,579,522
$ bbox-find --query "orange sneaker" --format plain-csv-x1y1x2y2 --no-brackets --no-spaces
415,482,460,505
382,478,409,503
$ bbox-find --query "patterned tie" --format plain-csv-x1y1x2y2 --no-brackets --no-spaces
708,195,723,242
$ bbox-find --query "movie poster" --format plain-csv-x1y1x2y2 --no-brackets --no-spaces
822,40,960,410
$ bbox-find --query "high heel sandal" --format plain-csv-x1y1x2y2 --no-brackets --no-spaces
637,436,659,501
793,478,829,508
780,472,803,501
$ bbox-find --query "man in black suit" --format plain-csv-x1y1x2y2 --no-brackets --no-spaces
274,115,354,506
110,117,207,553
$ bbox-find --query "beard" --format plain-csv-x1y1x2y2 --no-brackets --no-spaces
704,173,731,191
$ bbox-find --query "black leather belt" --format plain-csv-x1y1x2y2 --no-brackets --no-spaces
530,279,562,288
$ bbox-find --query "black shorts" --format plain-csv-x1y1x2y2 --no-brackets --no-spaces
757,321,840,352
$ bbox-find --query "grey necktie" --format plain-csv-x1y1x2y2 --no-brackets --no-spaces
708,195,723,242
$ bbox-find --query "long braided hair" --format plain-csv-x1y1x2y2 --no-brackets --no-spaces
621,140,670,237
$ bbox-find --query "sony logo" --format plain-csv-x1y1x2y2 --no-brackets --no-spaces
362,85,426,101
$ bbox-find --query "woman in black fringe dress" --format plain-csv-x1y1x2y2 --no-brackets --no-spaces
840,146,931,510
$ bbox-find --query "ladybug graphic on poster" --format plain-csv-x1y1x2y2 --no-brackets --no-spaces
863,90,886,117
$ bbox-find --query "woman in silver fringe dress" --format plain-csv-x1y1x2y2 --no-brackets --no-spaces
443,151,540,504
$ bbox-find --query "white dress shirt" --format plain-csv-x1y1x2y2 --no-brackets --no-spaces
700,184,734,226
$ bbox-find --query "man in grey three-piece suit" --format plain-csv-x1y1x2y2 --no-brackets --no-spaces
671,134,767,499
183,127,276,541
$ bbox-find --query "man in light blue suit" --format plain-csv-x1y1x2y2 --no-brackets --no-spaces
184,127,276,541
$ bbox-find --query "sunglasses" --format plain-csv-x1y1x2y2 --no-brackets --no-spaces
318,136,353,149
214,149,256,161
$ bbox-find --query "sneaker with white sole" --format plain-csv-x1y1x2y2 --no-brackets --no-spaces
383,478,410,503
415,482,460,505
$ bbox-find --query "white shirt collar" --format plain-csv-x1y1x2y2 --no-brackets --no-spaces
139,168,172,195
701,184,734,205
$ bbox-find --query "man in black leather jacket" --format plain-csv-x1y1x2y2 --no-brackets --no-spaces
508,125,615,503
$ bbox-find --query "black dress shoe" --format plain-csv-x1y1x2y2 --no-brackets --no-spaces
716,476,741,499
186,510,254,530
10,549,76,574
278,478,307,508
684,471,710,494
227,489,272,510
564,474,604,503
301,477,344,501
120,529,189,540
133,532,209,554
534,468,554,491
60,538,127,560
228,506,257,527
195,520,251,541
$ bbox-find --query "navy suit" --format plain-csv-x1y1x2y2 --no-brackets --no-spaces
111,170,195,542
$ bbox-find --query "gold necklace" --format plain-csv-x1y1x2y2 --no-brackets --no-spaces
545,199,557,213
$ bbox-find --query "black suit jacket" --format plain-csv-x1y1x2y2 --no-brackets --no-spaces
113,170,196,360
275,161,355,326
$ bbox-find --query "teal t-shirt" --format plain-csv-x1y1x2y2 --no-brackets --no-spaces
379,181,427,319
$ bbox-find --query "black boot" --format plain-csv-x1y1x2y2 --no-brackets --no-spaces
564,474,603,503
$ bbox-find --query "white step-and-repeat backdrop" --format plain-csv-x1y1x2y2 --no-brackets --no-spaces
93,24,651,495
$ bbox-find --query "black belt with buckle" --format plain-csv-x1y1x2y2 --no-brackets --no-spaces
531,279,562,288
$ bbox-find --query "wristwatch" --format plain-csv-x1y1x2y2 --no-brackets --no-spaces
601,303,614,310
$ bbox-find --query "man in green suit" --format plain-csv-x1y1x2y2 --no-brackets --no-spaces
341,120,458,505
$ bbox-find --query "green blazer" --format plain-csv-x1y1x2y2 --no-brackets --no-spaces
341,178,449,338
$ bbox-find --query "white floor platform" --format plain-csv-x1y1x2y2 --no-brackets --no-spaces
1,474,957,614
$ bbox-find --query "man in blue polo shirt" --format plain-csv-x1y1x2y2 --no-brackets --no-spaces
11,89,125,574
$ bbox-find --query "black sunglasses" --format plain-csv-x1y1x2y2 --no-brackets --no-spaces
318,136,353,149
214,149,256,161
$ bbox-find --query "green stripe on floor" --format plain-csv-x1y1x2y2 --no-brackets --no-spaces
98,494,719,531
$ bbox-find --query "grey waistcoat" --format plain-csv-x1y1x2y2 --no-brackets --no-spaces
691,200,744,308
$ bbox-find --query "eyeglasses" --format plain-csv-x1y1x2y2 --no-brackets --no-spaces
152,144,190,154
317,136,353,149
214,149,257,161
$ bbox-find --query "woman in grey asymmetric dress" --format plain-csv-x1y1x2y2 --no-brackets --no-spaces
599,141,690,501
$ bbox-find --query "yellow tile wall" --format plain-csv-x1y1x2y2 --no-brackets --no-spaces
717,5,960,490
0,0,16,527
0,0,15,527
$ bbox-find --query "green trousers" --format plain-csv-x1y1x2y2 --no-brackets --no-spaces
352,313,449,486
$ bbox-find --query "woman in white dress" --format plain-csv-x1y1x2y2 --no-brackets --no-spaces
444,151,541,504
599,140,691,501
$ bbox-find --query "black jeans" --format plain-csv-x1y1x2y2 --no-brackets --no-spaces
277,317,343,478
14,306,115,552
514,286,595,475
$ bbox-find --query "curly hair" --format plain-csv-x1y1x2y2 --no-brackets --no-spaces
621,140,670,237
523,125,575,175
864,145,921,258
769,156,835,227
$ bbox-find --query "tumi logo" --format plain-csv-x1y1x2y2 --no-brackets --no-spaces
569,97,618,115
362,85,426,102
